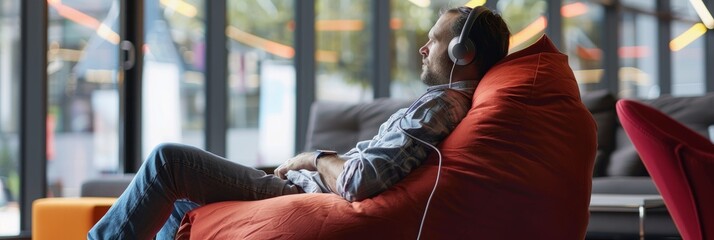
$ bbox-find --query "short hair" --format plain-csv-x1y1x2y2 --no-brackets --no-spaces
443,6,511,75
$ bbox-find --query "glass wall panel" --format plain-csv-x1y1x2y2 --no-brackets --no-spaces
315,1,372,102
226,0,295,167
562,1,603,92
497,0,548,53
670,1,705,96
619,12,658,99
0,0,21,236
621,0,655,10
390,0,459,100
142,0,206,158
47,0,121,197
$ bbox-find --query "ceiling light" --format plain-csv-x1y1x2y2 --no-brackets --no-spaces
561,2,589,18
465,0,486,8
689,0,714,29
670,23,708,51
509,16,547,51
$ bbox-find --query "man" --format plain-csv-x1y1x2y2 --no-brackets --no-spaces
89,6,510,239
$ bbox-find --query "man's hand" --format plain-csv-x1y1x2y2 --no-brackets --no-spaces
274,151,346,194
274,152,316,179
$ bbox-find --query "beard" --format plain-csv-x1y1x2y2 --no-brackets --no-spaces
420,56,451,86
421,63,449,86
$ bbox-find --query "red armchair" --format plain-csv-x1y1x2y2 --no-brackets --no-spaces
616,99,714,240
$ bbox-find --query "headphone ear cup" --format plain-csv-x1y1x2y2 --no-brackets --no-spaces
448,37,461,64
448,37,476,66
456,39,475,66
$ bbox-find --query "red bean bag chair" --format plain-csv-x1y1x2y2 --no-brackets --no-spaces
176,35,597,240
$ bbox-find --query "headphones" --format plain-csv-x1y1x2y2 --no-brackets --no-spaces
447,7,487,66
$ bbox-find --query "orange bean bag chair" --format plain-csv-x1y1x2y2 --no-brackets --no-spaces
176,35,597,239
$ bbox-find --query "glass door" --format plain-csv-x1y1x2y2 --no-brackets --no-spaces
47,0,123,197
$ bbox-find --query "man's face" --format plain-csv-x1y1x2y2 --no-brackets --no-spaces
419,13,457,86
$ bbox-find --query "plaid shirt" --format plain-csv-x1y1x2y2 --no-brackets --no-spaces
287,80,477,201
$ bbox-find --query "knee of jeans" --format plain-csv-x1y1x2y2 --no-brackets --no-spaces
148,143,188,167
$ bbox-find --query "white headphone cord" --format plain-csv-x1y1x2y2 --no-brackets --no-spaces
396,123,443,240
413,61,456,239
448,61,457,89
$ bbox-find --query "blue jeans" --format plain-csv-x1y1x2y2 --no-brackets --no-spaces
88,143,303,240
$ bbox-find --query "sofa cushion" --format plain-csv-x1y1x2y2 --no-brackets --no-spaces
581,90,617,177
591,176,658,194
304,98,413,152
80,174,135,197
607,93,714,176
177,35,597,239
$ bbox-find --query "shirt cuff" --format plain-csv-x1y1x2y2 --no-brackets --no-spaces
286,169,331,193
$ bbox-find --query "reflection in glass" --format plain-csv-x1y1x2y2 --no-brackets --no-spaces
142,0,206,158
226,0,295,167
562,1,603,92
47,0,121,198
315,1,372,102
670,1,705,96
621,0,655,10
0,0,21,236
671,21,706,96
619,13,658,99
498,0,548,53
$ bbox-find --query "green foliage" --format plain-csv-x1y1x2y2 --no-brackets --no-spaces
0,140,18,201
7,172,19,201
227,0,294,47
499,0,547,32
0,142,13,178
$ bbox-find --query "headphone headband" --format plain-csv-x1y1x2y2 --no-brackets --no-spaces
456,7,486,47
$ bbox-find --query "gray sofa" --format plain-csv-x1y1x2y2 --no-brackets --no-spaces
304,98,413,153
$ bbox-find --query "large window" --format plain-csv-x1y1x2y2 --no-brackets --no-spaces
498,0,548,53
619,3,659,98
47,0,121,197
315,1,372,102
562,1,603,92
621,0,655,10
226,0,295,167
390,0,457,99
5,0,714,237
0,0,21,236
142,0,206,158
671,0,706,96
